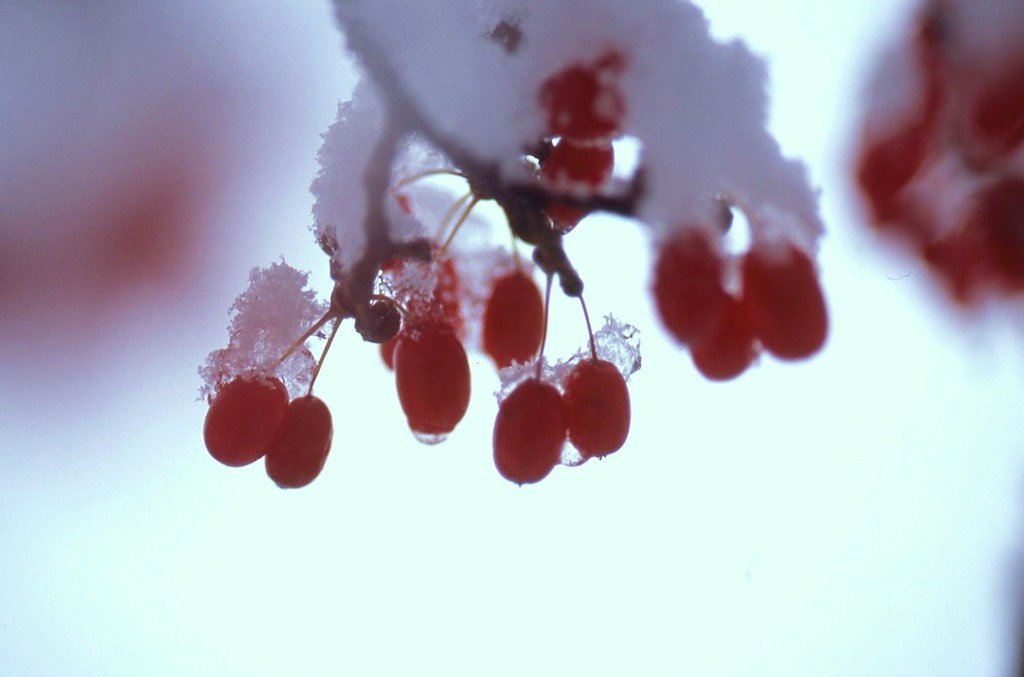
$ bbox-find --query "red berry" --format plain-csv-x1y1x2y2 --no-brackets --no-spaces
383,252,464,340
690,295,757,381
970,177,1024,287
493,378,567,485
541,139,615,189
652,229,728,346
265,395,333,489
545,203,589,233
540,139,615,230
482,270,545,369
921,226,990,303
741,244,828,360
855,119,933,223
538,50,626,140
203,376,288,467
563,359,630,459
967,56,1024,162
394,323,471,438
431,255,465,339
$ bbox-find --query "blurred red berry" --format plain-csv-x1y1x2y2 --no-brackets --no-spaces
967,177,1024,287
921,225,991,303
966,56,1024,163
690,295,757,381
856,119,934,223
539,50,626,141
541,138,615,189
653,229,728,347
741,244,828,360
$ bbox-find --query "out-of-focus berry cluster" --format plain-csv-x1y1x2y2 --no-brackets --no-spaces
856,0,1024,303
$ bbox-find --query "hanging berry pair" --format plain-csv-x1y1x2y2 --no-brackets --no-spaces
203,375,333,489
492,291,632,486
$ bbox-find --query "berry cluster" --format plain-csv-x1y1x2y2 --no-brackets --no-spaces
200,11,829,487
374,195,634,482
200,49,639,486
855,1,1024,303
653,227,828,380
495,353,631,485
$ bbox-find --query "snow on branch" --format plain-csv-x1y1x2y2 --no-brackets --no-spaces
315,0,824,294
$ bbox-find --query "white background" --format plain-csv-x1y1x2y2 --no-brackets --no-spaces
3,1,1024,675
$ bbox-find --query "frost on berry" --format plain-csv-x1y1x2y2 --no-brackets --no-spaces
199,261,327,400
588,316,642,381
383,250,465,339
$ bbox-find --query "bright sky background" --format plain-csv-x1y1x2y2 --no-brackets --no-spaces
3,1,1024,675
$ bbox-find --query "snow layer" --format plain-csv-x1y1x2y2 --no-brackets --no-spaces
318,0,825,262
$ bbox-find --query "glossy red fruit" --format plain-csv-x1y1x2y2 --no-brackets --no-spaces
383,253,464,340
482,270,545,369
203,376,289,467
493,378,567,485
690,295,757,381
265,395,333,489
394,323,471,438
741,244,828,360
652,229,728,346
538,50,626,140
563,359,630,459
